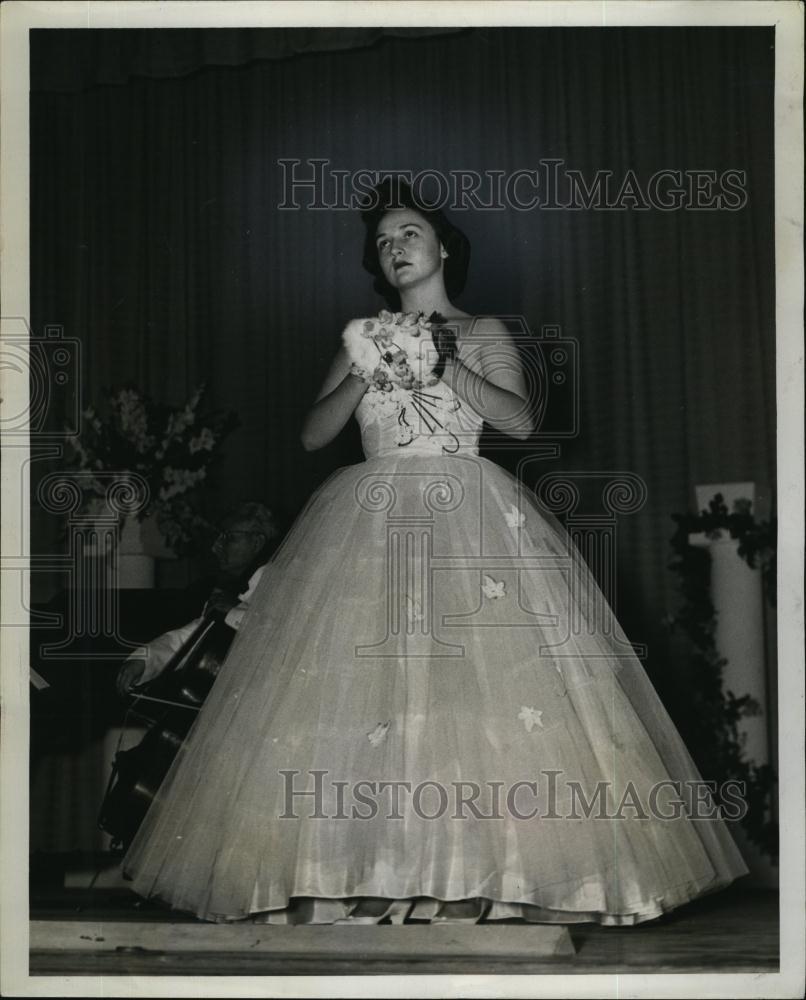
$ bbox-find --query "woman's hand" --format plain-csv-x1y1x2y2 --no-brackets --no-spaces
300,344,370,452
440,319,535,440
431,323,458,380
347,362,373,384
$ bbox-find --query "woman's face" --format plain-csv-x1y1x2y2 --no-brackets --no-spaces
375,209,444,292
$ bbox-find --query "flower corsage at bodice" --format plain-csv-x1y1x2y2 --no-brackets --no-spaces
344,310,480,455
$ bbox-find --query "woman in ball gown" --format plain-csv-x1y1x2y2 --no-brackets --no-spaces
122,182,747,925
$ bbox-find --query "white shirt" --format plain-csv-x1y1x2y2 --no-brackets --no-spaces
130,565,265,685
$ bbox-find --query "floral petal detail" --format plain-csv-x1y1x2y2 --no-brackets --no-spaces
504,504,526,529
481,575,506,600
518,706,544,733
367,721,391,746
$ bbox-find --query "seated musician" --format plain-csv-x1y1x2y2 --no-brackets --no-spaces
116,501,281,695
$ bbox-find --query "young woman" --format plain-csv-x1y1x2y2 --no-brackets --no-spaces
123,183,747,925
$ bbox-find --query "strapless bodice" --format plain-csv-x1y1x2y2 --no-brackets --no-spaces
355,377,483,459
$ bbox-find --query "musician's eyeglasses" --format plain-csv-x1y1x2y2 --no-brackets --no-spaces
215,529,260,544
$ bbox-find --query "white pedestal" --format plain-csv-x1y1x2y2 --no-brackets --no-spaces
691,482,777,887
689,533,769,765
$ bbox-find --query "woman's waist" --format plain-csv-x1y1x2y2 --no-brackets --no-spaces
363,441,480,460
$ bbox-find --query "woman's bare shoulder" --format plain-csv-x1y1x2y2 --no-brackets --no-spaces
456,314,512,339
470,314,509,329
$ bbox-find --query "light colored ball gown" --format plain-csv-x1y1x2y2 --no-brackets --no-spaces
122,318,748,925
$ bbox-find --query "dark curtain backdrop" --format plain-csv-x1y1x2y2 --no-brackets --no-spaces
31,27,776,663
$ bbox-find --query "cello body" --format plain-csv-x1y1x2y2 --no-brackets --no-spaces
98,615,235,852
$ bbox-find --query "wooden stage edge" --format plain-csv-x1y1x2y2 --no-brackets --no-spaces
31,919,574,958
29,890,779,977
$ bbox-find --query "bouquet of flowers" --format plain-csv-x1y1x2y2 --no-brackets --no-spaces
342,310,461,448
342,309,443,392
65,384,238,554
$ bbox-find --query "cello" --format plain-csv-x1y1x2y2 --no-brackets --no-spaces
98,611,235,852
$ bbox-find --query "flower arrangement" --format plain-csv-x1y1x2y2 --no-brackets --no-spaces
65,385,238,555
342,310,461,449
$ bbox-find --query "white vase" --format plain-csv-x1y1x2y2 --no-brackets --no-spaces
114,515,156,589
81,498,174,589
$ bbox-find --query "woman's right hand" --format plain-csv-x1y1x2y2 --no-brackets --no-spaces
117,658,146,696
347,362,372,384
300,343,369,451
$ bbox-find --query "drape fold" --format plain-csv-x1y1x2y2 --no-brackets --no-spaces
31,27,468,93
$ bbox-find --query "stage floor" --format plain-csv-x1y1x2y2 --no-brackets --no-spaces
29,859,778,977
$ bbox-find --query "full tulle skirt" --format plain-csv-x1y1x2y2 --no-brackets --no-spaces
123,453,747,924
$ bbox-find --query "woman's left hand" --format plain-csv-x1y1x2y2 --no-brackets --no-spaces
438,318,534,440
430,319,458,379
432,325,458,365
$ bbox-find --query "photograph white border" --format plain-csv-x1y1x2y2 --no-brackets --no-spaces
1,2,803,997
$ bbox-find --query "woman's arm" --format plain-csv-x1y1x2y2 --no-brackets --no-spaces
300,345,369,452
440,319,535,440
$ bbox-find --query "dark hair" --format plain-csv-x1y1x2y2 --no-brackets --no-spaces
360,179,471,306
